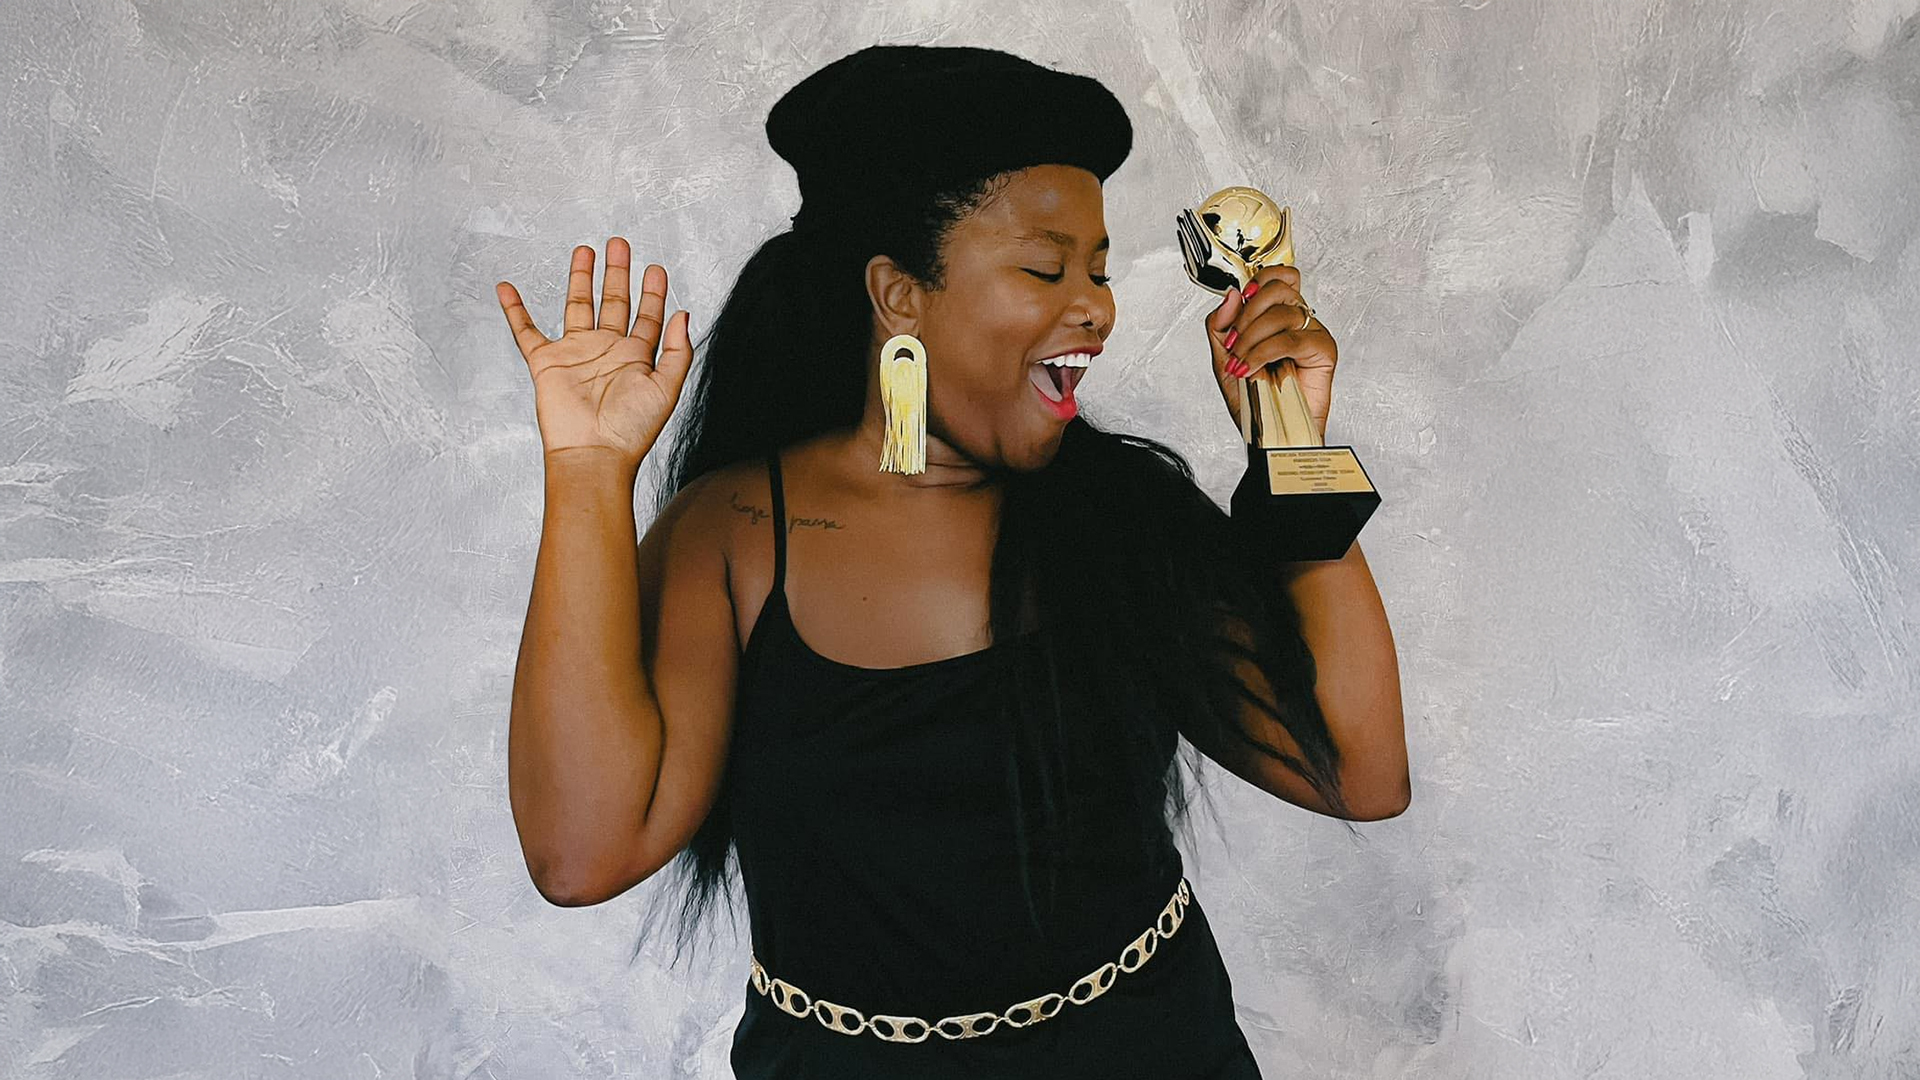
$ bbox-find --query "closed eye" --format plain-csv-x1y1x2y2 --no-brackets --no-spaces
1026,269,1112,287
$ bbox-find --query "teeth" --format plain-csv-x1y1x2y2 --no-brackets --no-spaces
1039,353,1091,367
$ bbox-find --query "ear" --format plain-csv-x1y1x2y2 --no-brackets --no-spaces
865,254,925,338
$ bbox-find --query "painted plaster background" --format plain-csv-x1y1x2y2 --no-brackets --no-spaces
3,0,1917,1076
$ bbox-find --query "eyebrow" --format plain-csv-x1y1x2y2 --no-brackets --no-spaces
1012,228,1110,253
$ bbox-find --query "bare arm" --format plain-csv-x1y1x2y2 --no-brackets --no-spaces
1184,540,1409,821
507,449,741,907
1271,540,1408,817
509,450,658,904
499,240,732,907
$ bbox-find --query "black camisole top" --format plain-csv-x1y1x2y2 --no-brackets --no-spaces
725,448,1264,1079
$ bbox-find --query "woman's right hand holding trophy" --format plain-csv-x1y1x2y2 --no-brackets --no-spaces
1204,254,1338,448
495,237,694,470
1179,188,1380,560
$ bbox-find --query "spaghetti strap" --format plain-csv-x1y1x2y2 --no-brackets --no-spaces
766,449,787,597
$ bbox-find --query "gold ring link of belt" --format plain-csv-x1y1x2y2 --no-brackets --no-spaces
747,876,1191,1043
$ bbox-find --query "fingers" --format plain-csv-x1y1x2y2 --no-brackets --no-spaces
1241,275,1304,313
654,308,693,388
1232,267,1304,336
1223,267,1310,374
630,262,668,348
1256,266,1301,292
1208,286,1245,379
1233,299,1325,363
495,281,551,361
599,237,632,333
563,244,596,335
1208,285,1244,334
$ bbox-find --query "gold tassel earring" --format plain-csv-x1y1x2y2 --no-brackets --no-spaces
877,332,928,475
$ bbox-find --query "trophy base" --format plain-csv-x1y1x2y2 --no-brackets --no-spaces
1229,444,1381,561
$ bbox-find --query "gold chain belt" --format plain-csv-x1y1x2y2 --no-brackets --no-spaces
747,876,1191,1043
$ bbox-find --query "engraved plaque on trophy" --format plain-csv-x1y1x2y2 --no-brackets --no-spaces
1176,186,1381,561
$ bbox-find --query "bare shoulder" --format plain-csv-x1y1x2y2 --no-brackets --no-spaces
682,455,773,571
655,453,784,654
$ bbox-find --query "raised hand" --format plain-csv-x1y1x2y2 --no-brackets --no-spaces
1203,266,1338,444
497,238,693,467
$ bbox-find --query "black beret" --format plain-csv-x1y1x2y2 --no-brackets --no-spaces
767,45,1134,232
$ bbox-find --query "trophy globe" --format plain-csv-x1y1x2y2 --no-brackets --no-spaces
1195,186,1294,284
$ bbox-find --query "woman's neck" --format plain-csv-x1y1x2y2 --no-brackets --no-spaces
819,424,1004,500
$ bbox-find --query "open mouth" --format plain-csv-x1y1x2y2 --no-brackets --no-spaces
1028,361,1085,403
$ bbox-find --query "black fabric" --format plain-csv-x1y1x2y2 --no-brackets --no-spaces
726,449,1264,1079
767,44,1135,234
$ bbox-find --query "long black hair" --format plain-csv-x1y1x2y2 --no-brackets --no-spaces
633,171,1354,972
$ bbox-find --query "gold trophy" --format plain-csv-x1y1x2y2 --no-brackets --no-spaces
1176,186,1380,560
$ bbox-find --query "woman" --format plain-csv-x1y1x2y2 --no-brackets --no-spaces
500,45,1408,1080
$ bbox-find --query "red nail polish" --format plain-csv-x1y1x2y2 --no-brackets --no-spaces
1243,279,1261,298
1223,328,1239,351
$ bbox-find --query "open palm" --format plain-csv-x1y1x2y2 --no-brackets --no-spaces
496,238,693,466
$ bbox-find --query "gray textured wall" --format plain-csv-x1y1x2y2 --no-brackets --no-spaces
3,0,1916,1076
